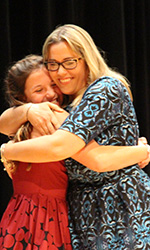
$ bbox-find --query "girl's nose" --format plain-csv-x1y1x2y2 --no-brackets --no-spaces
45,87,56,101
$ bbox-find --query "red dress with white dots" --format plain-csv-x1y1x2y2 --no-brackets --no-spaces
0,161,72,250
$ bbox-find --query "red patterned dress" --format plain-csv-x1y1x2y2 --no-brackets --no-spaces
0,161,72,250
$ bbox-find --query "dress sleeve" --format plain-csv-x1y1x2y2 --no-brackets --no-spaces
59,77,134,144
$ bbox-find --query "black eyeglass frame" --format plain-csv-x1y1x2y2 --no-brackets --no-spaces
44,57,82,72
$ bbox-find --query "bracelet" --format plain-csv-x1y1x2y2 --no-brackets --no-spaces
26,103,32,121
0,143,6,161
0,143,16,172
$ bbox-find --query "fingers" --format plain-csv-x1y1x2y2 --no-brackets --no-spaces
47,102,64,112
45,108,61,132
32,119,52,136
138,144,150,169
138,160,149,169
138,137,148,145
26,102,63,135
32,114,59,135
45,122,57,134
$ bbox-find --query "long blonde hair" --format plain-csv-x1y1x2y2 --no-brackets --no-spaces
43,24,132,106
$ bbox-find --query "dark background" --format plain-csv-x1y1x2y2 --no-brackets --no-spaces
0,0,150,219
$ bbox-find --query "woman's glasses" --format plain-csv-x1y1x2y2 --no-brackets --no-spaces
44,58,81,71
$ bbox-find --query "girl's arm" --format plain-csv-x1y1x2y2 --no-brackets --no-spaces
0,104,30,135
2,129,150,172
1,102,149,172
0,102,63,136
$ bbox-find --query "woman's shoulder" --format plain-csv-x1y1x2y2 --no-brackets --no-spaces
83,76,123,97
90,76,122,88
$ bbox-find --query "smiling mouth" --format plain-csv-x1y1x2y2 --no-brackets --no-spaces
59,78,71,84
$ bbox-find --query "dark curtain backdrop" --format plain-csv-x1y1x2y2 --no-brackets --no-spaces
0,0,150,219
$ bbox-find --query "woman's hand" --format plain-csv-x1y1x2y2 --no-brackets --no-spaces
27,102,64,135
138,137,150,168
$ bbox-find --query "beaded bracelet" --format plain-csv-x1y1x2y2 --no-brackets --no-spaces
0,143,16,172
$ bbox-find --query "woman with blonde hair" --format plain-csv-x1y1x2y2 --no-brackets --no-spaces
2,25,150,249
42,24,133,107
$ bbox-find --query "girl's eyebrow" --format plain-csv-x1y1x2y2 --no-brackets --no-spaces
31,84,42,91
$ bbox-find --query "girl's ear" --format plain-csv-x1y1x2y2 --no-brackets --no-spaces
21,95,28,103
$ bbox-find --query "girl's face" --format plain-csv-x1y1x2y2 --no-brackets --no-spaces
24,67,63,106
47,41,89,98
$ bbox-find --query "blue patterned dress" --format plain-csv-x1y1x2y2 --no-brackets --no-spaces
60,76,150,250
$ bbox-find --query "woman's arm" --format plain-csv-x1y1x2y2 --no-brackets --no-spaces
44,103,150,170
1,102,149,172
2,129,150,172
72,140,150,172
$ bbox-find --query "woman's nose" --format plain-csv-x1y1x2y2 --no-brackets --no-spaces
57,64,67,75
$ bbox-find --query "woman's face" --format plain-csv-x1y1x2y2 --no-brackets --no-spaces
47,41,89,98
24,67,63,106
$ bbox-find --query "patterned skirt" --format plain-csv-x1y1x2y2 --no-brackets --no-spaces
66,164,150,250
0,193,72,250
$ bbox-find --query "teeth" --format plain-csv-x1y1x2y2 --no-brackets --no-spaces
60,79,70,83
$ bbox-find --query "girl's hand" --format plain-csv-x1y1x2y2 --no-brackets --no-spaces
27,102,64,135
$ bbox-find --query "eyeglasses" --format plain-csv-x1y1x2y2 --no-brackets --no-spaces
44,58,81,71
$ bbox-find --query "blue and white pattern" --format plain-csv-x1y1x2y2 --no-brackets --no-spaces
60,77,150,249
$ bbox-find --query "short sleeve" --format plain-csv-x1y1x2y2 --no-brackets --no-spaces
59,77,135,144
